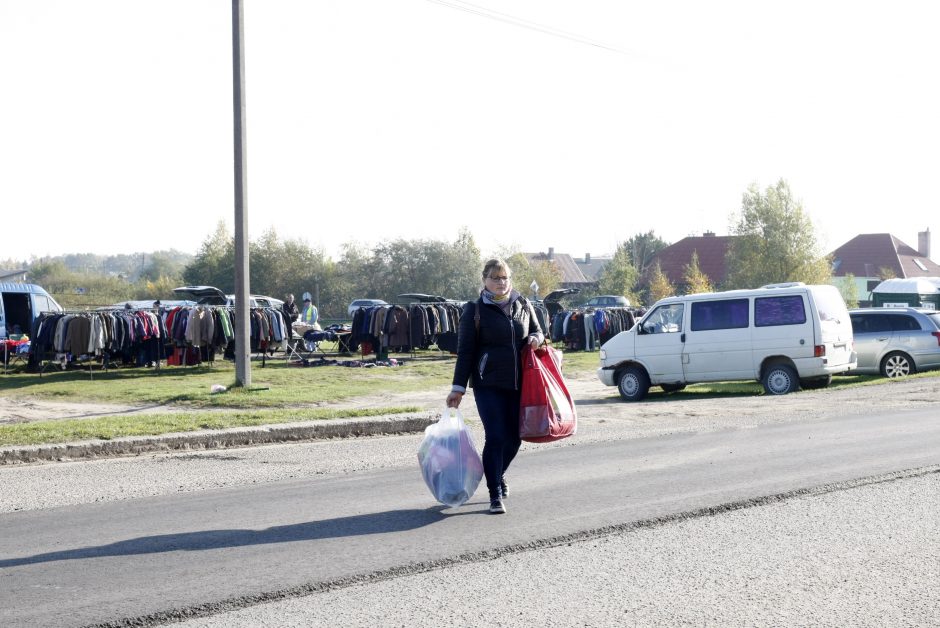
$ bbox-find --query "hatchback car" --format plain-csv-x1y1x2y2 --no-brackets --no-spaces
581,295,630,309
848,307,940,377
348,298,388,317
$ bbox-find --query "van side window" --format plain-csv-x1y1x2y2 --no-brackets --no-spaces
690,299,748,331
754,295,807,327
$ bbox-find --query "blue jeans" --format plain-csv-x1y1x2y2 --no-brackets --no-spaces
473,386,522,499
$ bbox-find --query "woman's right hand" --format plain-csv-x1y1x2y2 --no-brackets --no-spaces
445,391,463,408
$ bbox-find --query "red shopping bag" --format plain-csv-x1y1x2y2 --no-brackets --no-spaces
519,345,577,443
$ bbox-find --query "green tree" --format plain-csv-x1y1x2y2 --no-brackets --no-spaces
625,230,669,277
335,230,482,310
502,253,562,300
597,242,639,303
682,250,712,295
838,273,859,308
183,221,235,289
139,250,188,284
724,180,831,289
646,260,675,304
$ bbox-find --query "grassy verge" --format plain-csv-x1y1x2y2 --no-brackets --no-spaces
0,355,454,408
0,405,422,447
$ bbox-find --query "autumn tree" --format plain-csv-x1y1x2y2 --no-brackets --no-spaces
681,250,712,295
646,260,675,303
724,180,831,289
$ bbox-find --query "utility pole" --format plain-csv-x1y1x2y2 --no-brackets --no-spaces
232,0,251,386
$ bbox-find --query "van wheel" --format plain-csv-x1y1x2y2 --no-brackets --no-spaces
660,383,686,393
881,352,914,378
618,367,650,401
762,364,798,395
799,375,832,390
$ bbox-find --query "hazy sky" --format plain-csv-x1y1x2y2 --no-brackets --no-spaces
2,1,937,264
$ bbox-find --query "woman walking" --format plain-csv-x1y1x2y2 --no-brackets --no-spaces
446,258,544,514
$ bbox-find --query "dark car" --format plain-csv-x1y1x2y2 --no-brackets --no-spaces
173,286,283,309
848,307,940,377
347,298,389,317
580,295,631,309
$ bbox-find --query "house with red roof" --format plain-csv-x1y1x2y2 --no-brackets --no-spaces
647,231,734,290
829,231,939,302
647,229,937,304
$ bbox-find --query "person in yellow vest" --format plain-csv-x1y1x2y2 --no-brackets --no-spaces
300,296,320,330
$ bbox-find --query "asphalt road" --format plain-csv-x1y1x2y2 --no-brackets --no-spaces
1,407,938,627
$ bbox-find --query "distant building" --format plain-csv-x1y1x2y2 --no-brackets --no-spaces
575,252,612,282
0,269,27,283
830,230,938,303
649,231,734,288
523,247,596,290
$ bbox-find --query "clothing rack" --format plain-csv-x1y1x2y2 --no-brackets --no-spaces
349,295,464,360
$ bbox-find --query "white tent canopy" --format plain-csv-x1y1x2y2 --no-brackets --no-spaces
871,277,940,294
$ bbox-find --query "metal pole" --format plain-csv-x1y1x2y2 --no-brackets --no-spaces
232,0,251,387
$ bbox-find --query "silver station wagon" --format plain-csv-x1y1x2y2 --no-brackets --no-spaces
848,307,940,377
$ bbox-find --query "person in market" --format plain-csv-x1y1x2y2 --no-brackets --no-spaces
299,294,320,330
282,293,299,340
445,258,544,514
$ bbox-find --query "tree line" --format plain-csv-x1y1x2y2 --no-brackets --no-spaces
7,179,855,314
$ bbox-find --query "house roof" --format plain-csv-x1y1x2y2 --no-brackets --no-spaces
829,233,940,278
651,235,735,286
0,269,27,282
575,255,611,281
524,251,593,286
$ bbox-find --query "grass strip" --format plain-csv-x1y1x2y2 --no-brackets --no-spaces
0,405,421,447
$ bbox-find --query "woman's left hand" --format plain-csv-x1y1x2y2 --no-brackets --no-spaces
527,335,541,349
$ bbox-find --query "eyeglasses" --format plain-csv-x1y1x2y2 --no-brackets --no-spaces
487,276,510,282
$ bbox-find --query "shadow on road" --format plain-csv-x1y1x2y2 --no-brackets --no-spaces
0,505,471,568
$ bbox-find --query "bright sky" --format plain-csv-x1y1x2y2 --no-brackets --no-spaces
2,1,937,264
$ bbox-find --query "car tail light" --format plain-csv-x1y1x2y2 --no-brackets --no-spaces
814,345,826,357
932,331,940,346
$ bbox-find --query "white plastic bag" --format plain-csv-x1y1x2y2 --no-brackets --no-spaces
417,407,484,507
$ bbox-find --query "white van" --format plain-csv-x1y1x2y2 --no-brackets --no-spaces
597,283,856,399
0,283,63,340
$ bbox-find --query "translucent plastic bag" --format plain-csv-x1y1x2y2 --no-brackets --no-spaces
417,407,484,507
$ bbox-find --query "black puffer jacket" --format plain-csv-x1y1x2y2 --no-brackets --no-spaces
452,294,542,392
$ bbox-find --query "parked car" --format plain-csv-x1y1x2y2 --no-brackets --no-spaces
348,298,388,317
848,307,940,377
597,282,857,400
581,295,630,309
173,286,283,309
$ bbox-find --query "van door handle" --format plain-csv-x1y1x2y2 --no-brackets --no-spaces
680,333,685,342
